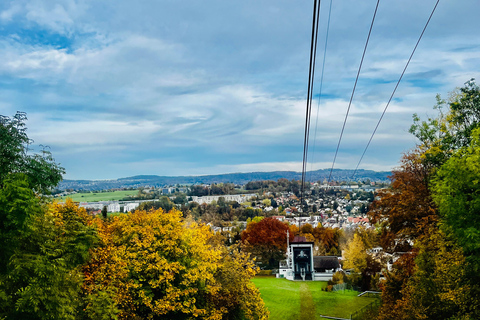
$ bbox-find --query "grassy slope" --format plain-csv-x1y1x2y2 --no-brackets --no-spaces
253,277,301,320
252,277,376,320
57,190,138,202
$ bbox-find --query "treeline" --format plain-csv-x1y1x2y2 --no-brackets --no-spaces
188,183,236,196
244,178,302,196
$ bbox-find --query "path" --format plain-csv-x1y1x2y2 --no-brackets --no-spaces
299,283,317,320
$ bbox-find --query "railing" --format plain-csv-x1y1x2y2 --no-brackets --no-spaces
357,291,381,297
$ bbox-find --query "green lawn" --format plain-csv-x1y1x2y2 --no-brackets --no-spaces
252,277,377,320
57,190,138,202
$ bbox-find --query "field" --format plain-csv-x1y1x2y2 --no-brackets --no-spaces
57,190,139,202
252,277,377,320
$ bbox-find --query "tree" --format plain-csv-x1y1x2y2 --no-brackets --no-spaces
270,199,278,208
0,174,42,273
378,228,478,320
242,217,293,269
409,79,480,166
343,234,367,274
0,112,65,193
343,232,381,291
210,245,269,320
311,226,342,256
83,208,268,319
1,199,98,320
369,150,437,253
138,196,174,213
173,193,187,205
332,201,338,210
432,127,480,260
102,205,108,219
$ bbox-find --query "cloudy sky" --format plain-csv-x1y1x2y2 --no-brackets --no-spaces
0,0,479,180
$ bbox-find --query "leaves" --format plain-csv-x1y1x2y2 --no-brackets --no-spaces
1,199,97,320
84,208,268,319
242,217,292,269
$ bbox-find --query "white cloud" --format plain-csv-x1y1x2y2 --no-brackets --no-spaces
28,115,161,148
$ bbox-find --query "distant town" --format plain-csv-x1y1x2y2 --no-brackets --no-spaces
55,178,387,233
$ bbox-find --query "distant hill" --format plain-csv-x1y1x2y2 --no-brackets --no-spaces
57,169,391,191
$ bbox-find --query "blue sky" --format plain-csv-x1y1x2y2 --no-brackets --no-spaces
0,0,479,180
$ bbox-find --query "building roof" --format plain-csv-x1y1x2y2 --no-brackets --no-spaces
313,256,340,270
291,235,314,244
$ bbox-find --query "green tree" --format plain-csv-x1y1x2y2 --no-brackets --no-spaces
409,79,480,166
1,200,98,320
102,205,108,219
432,127,480,260
0,112,65,193
138,196,174,212
173,193,188,205
0,174,42,273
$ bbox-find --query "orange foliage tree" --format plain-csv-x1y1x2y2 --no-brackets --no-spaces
369,150,437,253
242,217,293,269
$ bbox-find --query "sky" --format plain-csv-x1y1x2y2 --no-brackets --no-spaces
0,0,479,180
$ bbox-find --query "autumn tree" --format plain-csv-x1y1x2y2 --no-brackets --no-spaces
242,217,293,269
378,228,478,320
84,208,222,319
369,149,437,253
311,226,342,256
343,233,367,273
343,231,381,291
84,208,269,320
209,245,269,320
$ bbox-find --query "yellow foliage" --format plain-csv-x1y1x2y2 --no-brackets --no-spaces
343,234,367,273
83,207,269,319
84,208,223,319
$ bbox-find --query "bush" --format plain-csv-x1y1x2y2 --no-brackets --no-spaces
323,271,348,291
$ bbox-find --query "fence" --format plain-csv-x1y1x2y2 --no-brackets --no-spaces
332,283,361,292
350,298,381,320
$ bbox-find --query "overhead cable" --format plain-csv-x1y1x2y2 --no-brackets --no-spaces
309,0,333,183
327,0,380,183
301,0,322,211
351,0,440,179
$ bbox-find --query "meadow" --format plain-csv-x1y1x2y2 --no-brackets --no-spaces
252,277,377,320
57,190,138,202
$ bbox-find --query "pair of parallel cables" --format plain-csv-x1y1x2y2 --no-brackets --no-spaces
300,0,441,204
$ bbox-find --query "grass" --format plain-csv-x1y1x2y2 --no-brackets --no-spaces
252,276,377,320
57,190,138,202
